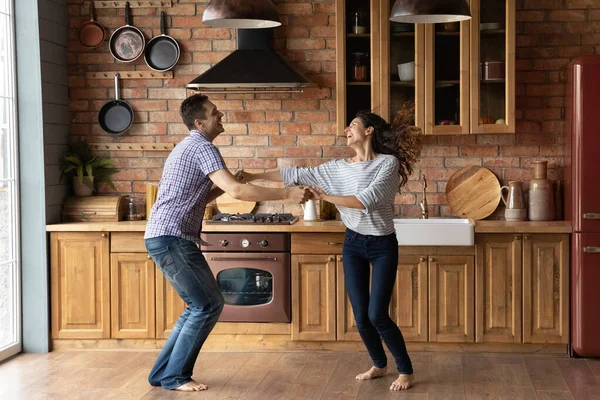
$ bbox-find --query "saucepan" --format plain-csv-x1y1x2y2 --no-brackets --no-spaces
78,1,105,48
98,73,134,135
109,2,145,63
144,12,180,72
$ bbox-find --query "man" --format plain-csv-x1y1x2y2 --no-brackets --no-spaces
144,94,311,392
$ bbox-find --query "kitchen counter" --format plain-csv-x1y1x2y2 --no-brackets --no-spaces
46,219,573,233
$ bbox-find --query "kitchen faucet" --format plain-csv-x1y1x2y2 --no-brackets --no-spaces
419,175,428,219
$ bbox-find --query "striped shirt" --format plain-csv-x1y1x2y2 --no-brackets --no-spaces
281,154,400,236
144,130,225,244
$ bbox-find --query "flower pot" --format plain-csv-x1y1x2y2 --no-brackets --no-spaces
73,176,94,197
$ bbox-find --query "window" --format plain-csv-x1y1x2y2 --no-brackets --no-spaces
0,0,21,361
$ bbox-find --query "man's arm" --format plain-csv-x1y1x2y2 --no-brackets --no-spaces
209,169,310,203
247,170,282,182
206,170,244,203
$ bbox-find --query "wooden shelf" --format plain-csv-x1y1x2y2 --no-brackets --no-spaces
391,81,415,86
89,143,175,151
481,79,506,83
86,71,173,80
481,29,505,35
347,33,370,38
83,1,172,8
436,31,460,36
435,80,460,85
347,82,370,86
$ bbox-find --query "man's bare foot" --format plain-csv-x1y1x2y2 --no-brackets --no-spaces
355,366,387,380
173,380,208,392
390,373,414,391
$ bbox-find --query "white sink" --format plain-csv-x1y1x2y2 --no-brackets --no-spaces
393,218,475,246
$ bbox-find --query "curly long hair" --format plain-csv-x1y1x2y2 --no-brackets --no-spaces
355,102,422,188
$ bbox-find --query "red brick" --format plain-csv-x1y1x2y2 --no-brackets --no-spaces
281,123,311,135
245,100,282,111
212,40,236,51
193,52,229,63
220,147,255,158
77,53,115,64
476,135,517,145
567,0,596,7
590,10,600,20
533,58,570,70
566,22,600,33
277,3,313,15
266,112,293,122
113,169,148,181
275,26,310,38
421,146,459,157
296,111,330,122
293,88,331,100
524,0,564,8
192,28,231,40
436,136,476,145
516,35,539,47
270,136,298,146
547,71,566,83
213,136,233,146
556,46,595,57
286,147,322,157
249,124,281,135
128,100,167,111
460,146,499,157
149,111,180,123
288,14,329,26
69,100,88,111
549,10,587,21
299,135,336,146
310,26,336,37
287,38,326,50
240,159,277,169
235,136,269,146
484,157,522,167
222,123,248,134
228,112,265,123
541,34,581,46
517,47,555,58
517,133,557,145
283,100,319,110
520,22,564,34
322,147,354,158
212,100,244,110
526,84,564,96
582,33,600,44
524,108,562,120
515,121,542,133
502,146,540,156
257,148,285,158
542,120,565,133
129,158,164,169
314,3,335,14
127,123,167,136
517,11,546,22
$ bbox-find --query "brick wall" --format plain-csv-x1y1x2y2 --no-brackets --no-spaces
66,0,598,219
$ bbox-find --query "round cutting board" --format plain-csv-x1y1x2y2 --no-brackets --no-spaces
216,193,256,214
445,166,501,220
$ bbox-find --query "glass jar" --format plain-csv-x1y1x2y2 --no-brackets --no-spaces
353,52,368,82
352,9,367,34
126,195,146,221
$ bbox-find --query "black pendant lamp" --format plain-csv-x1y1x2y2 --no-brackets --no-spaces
203,0,281,29
390,0,471,23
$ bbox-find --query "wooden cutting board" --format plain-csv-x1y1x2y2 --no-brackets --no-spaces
216,193,256,214
445,166,501,220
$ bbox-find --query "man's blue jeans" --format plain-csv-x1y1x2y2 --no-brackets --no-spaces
145,236,224,390
343,228,413,374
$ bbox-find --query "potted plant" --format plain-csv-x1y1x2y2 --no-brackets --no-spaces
59,138,119,196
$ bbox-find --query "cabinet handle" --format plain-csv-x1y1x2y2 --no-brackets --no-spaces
328,256,334,262
337,256,343,262
430,257,436,262
420,257,427,262
327,242,343,246
514,235,521,240
101,233,106,238
584,213,600,219
147,254,151,260
584,247,600,253
524,235,531,240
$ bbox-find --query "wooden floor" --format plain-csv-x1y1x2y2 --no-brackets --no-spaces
1,350,600,399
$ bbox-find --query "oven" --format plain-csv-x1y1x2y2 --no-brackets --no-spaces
200,232,291,323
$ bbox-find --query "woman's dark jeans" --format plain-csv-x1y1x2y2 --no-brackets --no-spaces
343,228,413,374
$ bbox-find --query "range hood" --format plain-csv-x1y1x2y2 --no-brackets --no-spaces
186,28,312,91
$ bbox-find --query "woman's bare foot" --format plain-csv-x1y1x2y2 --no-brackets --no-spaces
390,373,414,391
173,380,208,392
355,366,388,380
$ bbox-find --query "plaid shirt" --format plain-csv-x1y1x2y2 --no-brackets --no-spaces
144,130,225,244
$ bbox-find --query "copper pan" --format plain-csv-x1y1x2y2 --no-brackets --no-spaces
78,2,106,48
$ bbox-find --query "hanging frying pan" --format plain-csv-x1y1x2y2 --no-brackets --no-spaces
78,2,105,48
144,12,180,72
98,73,134,135
109,2,145,63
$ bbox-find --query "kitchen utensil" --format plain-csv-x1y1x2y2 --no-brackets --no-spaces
145,183,158,218
144,11,180,72
446,166,502,220
216,193,256,214
529,161,554,221
480,22,503,31
78,1,106,48
98,73,134,135
126,194,146,221
301,199,318,221
481,61,505,81
352,52,368,81
398,61,415,81
501,180,525,209
504,208,527,222
479,115,495,124
352,9,367,34
109,2,145,63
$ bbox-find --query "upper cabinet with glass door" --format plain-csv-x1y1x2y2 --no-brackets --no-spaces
379,0,425,130
336,0,381,134
471,0,515,134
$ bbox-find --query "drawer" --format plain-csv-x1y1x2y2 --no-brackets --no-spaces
291,233,345,254
111,232,146,253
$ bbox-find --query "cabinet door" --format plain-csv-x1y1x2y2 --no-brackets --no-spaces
523,234,569,344
51,232,110,339
292,254,336,341
424,20,470,134
390,255,428,342
156,270,186,339
110,253,156,339
475,234,522,343
380,0,425,130
336,255,361,341
429,255,475,342
470,0,516,133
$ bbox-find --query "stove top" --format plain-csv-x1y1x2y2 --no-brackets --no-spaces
206,213,298,225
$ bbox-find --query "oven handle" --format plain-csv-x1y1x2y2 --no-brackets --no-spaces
209,257,279,261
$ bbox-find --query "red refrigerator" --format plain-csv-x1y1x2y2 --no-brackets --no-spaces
566,55,600,357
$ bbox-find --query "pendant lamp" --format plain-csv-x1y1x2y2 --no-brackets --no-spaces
203,0,281,29
390,0,471,23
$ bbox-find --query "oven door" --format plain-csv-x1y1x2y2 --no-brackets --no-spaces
204,252,290,323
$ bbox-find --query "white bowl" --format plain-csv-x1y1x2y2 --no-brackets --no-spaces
393,218,475,246
398,62,415,81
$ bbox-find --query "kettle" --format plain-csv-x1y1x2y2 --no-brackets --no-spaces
301,199,318,221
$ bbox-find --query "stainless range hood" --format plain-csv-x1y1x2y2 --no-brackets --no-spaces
186,28,312,92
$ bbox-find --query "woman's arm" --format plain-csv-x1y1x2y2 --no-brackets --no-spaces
309,187,365,210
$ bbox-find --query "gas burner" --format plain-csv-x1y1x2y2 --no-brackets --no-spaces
208,213,298,225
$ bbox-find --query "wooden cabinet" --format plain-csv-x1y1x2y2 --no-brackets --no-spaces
110,253,156,339
51,232,110,339
523,234,569,344
291,254,337,341
475,234,522,343
336,0,515,135
476,233,569,345
156,274,186,339
429,255,475,343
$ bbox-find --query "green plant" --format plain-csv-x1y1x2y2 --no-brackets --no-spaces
59,138,119,191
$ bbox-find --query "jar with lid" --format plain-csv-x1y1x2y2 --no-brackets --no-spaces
352,52,368,82
352,9,367,34
126,194,146,221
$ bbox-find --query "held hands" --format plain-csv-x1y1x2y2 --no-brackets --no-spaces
307,186,326,201
286,186,313,204
233,169,247,183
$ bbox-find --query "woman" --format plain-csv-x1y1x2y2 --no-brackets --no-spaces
247,110,421,391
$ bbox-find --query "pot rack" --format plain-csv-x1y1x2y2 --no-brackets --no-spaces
83,1,172,8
